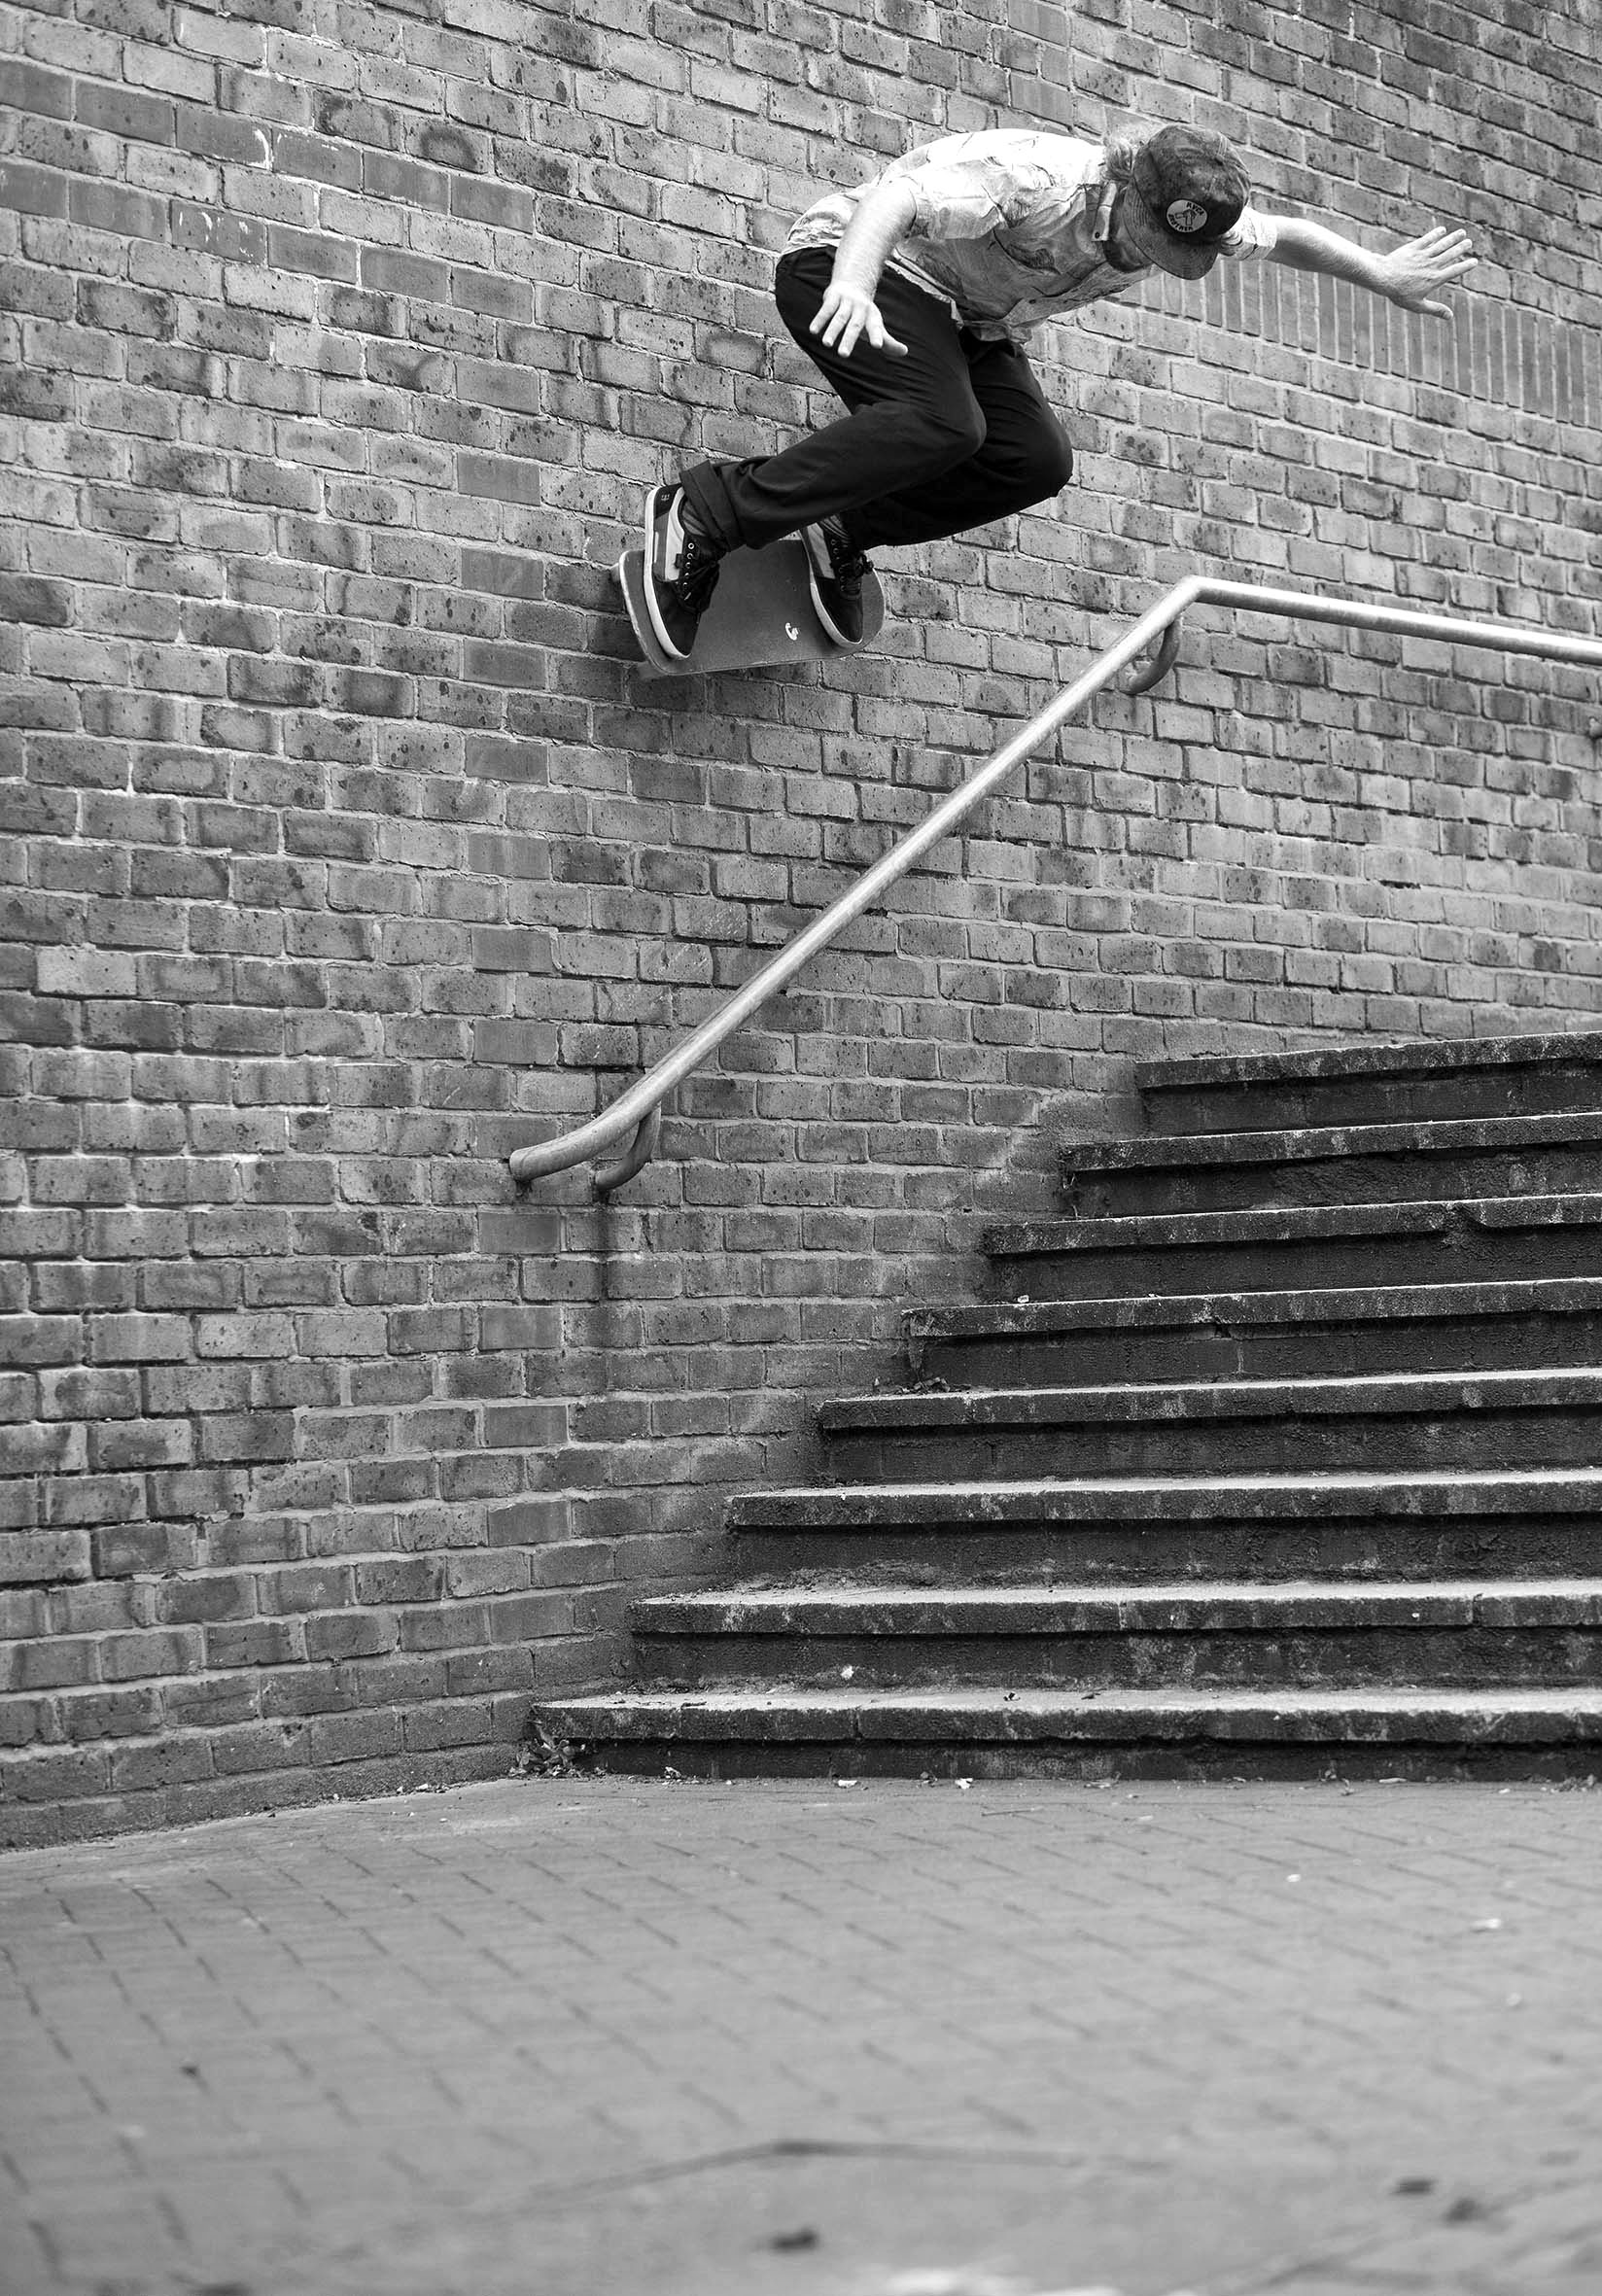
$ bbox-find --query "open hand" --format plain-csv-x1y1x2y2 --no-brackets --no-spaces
1381,226,1477,318
810,282,909,361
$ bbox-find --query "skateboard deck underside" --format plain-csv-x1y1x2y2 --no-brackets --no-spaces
618,539,885,678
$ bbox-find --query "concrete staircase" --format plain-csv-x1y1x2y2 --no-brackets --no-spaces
541,1034,1602,1780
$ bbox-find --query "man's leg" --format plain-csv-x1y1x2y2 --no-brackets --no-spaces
643,254,993,659
847,332,1074,550
643,255,1072,659
677,253,989,552
784,327,1074,641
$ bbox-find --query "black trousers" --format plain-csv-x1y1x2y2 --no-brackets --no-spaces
680,249,1075,555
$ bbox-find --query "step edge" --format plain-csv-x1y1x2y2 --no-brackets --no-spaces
902,1275,1602,1341
544,1684,1602,1707
538,1686,1602,1739
982,1193,1602,1255
1132,1030,1602,1096
729,1465,1602,1525
1060,1109,1602,1175
818,1366,1602,1432
633,1583,1602,1630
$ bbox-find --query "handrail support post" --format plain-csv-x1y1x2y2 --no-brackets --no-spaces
593,1104,662,1198
1125,616,1184,696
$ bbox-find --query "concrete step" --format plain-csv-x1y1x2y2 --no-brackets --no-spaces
981,1194,1602,1301
537,1684,1602,1782
1060,1110,1602,1217
726,1466,1602,1583
734,1467,1602,1535
728,1465,1602,1583
629,1579,1602,1690
903,1275,1602,1386
1134,1030,1602,1137
818,1367,1602,1482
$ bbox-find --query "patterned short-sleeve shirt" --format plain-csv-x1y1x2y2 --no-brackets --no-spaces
784,128,1276,341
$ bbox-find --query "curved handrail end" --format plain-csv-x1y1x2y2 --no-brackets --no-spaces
594,1105,662,1198
1124,617,1184,696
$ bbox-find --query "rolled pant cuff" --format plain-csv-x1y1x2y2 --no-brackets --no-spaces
679,463,749,555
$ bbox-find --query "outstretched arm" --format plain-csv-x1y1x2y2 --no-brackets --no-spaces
811,180,920,359
1265,217,1476,320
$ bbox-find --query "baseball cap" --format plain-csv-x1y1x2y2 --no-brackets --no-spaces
1119,125,1251,279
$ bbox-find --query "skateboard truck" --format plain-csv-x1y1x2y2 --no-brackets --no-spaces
1124,616,1183,695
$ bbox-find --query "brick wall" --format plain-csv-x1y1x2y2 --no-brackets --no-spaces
3,0,1600,1842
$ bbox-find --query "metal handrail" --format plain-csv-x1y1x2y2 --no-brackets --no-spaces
509,576,1602,1193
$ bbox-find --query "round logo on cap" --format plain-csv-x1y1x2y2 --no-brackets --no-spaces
1166,197,1208,234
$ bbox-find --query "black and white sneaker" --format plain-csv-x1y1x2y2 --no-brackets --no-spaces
642,485,723,662
801,516,872,649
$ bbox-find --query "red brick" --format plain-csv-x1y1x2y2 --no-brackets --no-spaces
7,0,1602,1843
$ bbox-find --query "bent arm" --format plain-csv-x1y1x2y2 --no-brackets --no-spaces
1264,216,1476,321
812,180,920,358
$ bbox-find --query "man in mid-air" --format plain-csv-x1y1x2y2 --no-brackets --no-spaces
640,120,1476,662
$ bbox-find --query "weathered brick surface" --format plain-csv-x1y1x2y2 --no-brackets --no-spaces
2,0,1600,1840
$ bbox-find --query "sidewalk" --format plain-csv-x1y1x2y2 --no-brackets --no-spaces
3,1775,1599,2296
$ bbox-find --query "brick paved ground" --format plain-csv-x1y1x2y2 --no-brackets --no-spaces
3,1778,1601,2296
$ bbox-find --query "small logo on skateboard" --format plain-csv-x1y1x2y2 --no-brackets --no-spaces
784,622,799,642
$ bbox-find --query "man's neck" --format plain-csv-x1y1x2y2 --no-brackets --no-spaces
1092,181,1146,272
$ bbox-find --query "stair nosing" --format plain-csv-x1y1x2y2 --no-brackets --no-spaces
729,1465,1602,1528
1060,1109,1602,1176
983,1193,1602,1256
903,1276,1602,1343
819,1366,1602,1434
633,1580,1602,1633
1132,1030,1602,1096
540,1685,1602,1735
744,1466,1602,1499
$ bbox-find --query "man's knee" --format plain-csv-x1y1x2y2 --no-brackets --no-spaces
918,401,988,469
974,425,1074,515
1042,429,1075,492
1019,426,1074,499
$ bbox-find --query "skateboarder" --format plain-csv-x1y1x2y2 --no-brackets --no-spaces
641,122,1475,663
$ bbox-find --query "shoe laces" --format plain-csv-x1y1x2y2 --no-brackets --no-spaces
670,505,722,612
819,517,870,589
676,534,721,612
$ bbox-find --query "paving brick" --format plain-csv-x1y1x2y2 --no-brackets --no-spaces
5,1778,1602,2291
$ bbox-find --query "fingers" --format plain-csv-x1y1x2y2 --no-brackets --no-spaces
1410,263,1474,304
809,296,844,349
1386,220,1477,317
808,291,908,360
1401,226,1477,279
810,292,864,356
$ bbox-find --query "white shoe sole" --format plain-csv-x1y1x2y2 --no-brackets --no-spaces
643,489,695,662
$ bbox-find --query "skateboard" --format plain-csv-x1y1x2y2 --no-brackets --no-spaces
617,535,885,678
